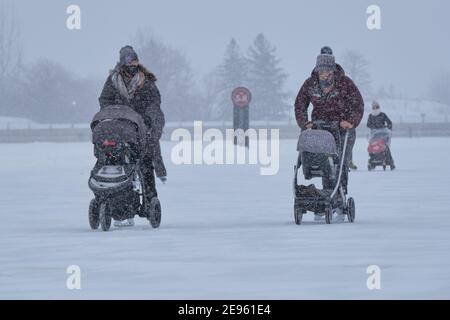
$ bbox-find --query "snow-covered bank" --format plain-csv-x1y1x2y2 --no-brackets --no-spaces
363,99,450,123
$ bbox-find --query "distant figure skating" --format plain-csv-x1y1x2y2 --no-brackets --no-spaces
367,101,396,171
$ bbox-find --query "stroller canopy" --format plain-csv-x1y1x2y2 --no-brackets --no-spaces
369,128,392,146
297,129,337,155
91,105,149,151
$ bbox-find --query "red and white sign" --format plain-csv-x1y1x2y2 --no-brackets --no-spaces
231,87,252,108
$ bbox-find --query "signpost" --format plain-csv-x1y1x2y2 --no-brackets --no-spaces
232,87,252,147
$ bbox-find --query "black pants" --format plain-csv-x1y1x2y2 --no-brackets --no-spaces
152,142,167,178
341,129,356,193
346,128,356,164
93,147,158,199
141,154,157,199
385,146,395,165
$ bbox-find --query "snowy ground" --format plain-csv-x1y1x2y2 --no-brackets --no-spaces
1,137,450,299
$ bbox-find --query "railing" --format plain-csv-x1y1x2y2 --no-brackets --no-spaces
1,121,450,143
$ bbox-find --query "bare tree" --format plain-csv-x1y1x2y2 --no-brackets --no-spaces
0,1,22,81
24,59,76,122
133,29,205,121
429,70,450,106
21,59,99,123
340,50,372,99
202,70,222,119
0,1,23,117
376,84,398,100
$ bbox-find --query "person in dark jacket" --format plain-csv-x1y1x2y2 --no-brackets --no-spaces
98,46,166,225
294,46,364,221
367,101,392,130
367,101,395,168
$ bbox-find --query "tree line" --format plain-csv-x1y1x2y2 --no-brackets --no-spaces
2,5,448,124
0,28,292,123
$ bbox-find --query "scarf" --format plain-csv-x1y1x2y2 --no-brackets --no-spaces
372,109,381,116
111,65,145,102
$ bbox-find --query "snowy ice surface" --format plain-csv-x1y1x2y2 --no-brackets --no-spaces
0,138,449,299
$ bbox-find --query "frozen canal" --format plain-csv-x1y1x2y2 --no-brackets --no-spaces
1,137,450,299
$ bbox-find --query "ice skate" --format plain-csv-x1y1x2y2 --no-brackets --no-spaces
332,209,345,222
348,161,358,171
114,218,135,227
314,214,323,222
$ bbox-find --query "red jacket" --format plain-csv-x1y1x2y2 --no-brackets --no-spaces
294,64,364,129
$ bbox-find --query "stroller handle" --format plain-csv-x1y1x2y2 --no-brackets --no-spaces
311,121,341,131
330,130,349,200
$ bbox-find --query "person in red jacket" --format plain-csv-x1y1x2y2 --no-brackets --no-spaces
294,46,364,194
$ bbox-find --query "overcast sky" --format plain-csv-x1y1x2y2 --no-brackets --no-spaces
5,0,449,98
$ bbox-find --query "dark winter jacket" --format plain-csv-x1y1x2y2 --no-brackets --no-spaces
294,64,364,129
99,64,165,146
367,112,393,130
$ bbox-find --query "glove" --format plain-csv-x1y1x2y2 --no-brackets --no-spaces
302,121,314,131
159,176,167,184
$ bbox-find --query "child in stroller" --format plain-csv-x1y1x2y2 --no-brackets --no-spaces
88,105,162,231
293,121,356,225
367,128,395,171
367,101,395,171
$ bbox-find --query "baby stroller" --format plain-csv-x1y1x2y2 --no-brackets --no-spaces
293,121,356,225
88,105,162,231
368,128,394,171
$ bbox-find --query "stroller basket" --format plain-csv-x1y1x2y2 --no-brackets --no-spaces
295,184,332,199
89,165,134,196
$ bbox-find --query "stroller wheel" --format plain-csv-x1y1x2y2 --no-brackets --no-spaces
347,198,356,223
99,201,112,232
89,199,100,230
325,207,333,224
294,207,304,225
146,197,162,229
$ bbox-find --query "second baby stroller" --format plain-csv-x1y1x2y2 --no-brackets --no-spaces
293,121,356,225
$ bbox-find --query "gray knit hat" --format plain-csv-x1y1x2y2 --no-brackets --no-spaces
321,46,333,55
315,46,336,72
372,100,381,109
119,45,139,66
